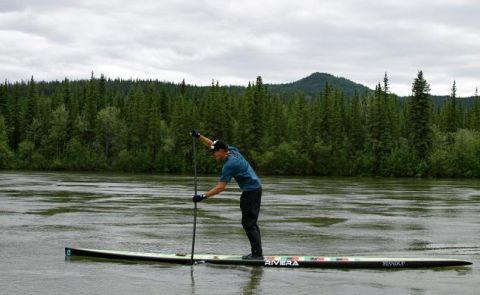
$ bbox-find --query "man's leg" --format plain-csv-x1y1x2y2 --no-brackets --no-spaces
240,188,263,257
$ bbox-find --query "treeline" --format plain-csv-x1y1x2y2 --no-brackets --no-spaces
1,72,480,177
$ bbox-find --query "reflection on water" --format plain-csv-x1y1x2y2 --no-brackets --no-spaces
189,265,264,295
242,267,264,295
0,172,478,295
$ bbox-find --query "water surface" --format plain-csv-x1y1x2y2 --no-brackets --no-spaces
0,172,478,294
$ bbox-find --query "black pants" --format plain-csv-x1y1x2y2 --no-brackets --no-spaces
240,188,263,256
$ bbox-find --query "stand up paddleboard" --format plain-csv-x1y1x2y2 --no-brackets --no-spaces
65,247,471,268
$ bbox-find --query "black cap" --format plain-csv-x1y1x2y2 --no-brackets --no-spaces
210,140,228,152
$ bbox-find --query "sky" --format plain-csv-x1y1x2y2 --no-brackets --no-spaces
0,0,479,96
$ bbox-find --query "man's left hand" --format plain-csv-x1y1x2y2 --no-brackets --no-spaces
192,194,206,203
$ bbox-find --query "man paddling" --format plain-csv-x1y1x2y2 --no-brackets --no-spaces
190,130,263,260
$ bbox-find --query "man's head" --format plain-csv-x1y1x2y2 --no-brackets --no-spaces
210,140,229,161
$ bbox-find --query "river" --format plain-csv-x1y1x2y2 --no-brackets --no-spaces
0,172,478,294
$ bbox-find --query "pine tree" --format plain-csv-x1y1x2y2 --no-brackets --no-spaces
408,70,432,160
47,104,69,158
96,106,125,159
26,76,38,126
85,72,98,132
470,88,480,131
252,76,267,147
287,92,308,146
319,83,333,143
7,83,22,150
0,80,7,116
368,79,394,174
234,83,255,153
443,81,458,132
145,96,164,169
310,93,323,143
264,95,285,147
331,89,346,144
349,91,366,151
122,84,149,151
0,114,13,168
201,81,230,139
98,74,107,110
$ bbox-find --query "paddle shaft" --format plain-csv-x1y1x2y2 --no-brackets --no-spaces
190,138,198,265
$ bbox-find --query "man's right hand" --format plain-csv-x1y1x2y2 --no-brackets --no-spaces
191,130,200,138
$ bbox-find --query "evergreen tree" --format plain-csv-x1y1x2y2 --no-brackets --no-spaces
169,93,197,172
310,92,323,143
129,84,148,149
0,81,7,116
201,81,230,139
26,76,38,126
0,114,13,168
287,93,308,145
96,106,125,160
7,84,22,150
264,95,285,147
85,72,98,135
98,74,107,110
331,89,346,144
234,83,255,153
29,92,52,149
145,97,166,170
399,99,410,138
47,104,69,159
470,88,480,131
443,81,458,132
368,81,394,174
348,91,367,152
408,70,432,160
318,83,333,143
252,76,267,148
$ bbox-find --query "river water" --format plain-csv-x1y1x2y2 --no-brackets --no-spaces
0,172,478,294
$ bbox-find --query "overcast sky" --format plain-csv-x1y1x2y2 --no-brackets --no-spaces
1,0,479,96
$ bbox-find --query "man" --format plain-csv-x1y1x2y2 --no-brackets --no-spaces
191,130,263,260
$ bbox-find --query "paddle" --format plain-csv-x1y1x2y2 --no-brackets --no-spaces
190,137,198,265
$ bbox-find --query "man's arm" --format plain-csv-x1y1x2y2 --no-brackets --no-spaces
191,130,213,148
199,134,213,148
205,181,227,198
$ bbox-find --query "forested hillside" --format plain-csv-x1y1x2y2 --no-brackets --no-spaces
267,72,372,98
1,72,479,177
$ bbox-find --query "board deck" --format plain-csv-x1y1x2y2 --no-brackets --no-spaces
65,247,472,268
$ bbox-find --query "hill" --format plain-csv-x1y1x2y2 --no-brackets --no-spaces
267,72,372,98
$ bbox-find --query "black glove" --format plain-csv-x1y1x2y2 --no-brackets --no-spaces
191,130,201,138
192,194,206,203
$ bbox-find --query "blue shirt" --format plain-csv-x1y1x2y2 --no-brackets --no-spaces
219,147,261,192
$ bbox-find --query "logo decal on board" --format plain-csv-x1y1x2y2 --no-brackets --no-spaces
264,260,299,266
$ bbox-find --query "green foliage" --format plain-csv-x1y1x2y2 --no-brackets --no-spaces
255,142,311,175
65,137,103,171
311,142,333,175
15,140,47,169
96,106,126,159
0,115,13,168
383,138,418,177
1,73,480,177
429,128,480,177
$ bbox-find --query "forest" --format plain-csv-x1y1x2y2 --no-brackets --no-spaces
1,71,480,177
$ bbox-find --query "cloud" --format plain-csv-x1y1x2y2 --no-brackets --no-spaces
0,0,479,96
